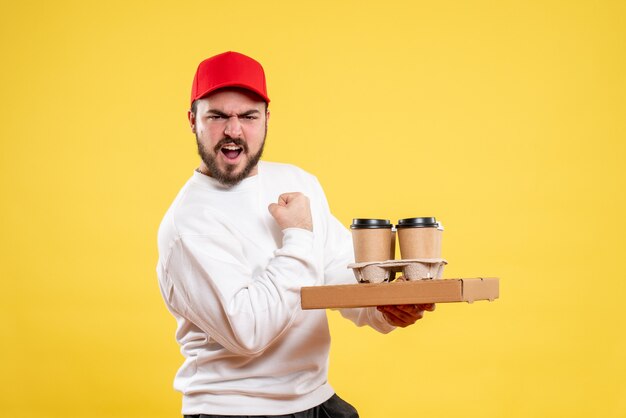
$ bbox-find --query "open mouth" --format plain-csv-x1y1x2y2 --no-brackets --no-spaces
220,144,244,160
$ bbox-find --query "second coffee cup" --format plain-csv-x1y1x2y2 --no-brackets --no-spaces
396,217,442,259
350,218,395,263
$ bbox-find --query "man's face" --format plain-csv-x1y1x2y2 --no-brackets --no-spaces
189,88,269,187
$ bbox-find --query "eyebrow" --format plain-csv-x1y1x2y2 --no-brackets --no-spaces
206,109,261,117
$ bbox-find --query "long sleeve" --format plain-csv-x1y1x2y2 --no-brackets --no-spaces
160,227,319,356
157,163,399,414
312,179,396,334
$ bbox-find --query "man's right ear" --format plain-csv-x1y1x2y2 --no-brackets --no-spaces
188,110,196,134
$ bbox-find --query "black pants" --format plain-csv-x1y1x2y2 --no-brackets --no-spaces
183,393,359,418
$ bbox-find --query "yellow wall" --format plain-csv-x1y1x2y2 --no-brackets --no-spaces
1,1,624,417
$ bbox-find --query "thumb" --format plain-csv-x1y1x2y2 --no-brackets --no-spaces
268,202,280,217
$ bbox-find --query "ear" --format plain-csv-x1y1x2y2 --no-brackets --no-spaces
265,108,270,127
188,110,196,134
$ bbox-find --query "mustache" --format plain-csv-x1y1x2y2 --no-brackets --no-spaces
213,138,248,153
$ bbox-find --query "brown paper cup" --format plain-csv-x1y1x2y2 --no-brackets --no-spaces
351,228,394,263
397,227,442,259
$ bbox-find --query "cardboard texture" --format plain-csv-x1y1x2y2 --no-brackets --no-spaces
349,259,447,282
300,277,499,310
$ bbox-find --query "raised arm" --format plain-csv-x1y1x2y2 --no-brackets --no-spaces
159,192,319,356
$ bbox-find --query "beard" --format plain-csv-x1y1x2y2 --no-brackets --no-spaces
196,132,266,187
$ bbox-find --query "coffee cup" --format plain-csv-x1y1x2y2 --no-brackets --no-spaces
396,217,442,259
350,218,394,262
350,219,395,282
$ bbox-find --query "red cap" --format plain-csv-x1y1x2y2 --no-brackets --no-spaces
190,51,270,106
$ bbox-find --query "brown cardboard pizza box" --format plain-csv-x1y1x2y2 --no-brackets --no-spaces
300,277,499,310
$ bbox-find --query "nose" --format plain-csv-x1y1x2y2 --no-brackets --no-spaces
224,115,243,139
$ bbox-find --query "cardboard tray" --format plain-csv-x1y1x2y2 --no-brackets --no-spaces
300,277,499,309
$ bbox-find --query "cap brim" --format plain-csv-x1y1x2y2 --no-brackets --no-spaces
194,82,270,104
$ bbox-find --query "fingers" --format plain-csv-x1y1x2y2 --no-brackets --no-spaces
277,192,302,206
382,311,412,328
418,303,436,312
377,303,435,327
383,307,424,328
268,192,313,231
394,304,434,315
377,306,421,327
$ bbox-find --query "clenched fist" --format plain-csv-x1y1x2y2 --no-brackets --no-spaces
268,192,313,231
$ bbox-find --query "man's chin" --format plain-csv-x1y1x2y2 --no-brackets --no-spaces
212,162,254,187
197,139,265,187
221,162,246,176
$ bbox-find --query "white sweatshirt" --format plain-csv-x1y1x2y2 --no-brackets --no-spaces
156,161,394,416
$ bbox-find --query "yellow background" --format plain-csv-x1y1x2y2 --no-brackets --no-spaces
1,0,624,417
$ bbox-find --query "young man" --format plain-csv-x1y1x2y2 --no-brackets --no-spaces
157,51,434,418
